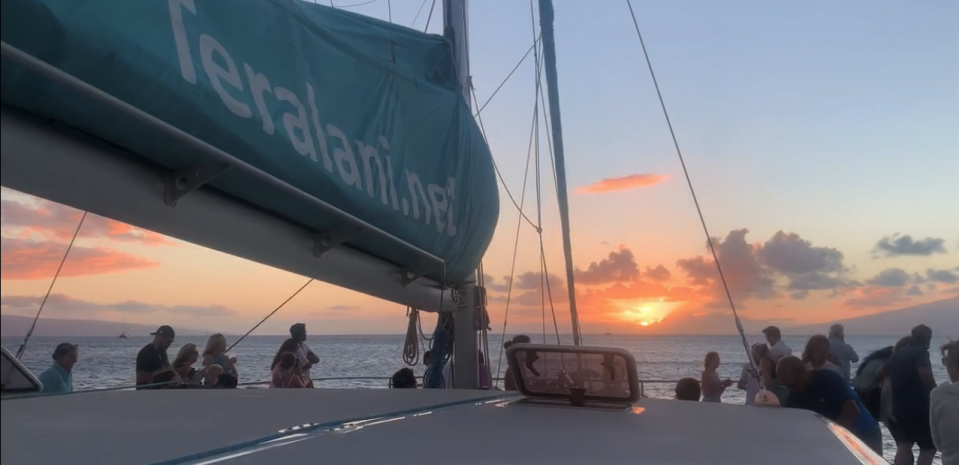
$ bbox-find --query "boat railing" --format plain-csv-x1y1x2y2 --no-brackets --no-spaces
239,376,680,398
2,376,682,399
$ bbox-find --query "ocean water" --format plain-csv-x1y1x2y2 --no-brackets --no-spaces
4,333,950,464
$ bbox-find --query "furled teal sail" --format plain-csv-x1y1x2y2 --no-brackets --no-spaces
0,0,499,284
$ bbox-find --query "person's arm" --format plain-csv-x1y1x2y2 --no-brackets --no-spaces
837,399,861,429
201,354,214,367
827,372,859,429
916,351,937,389
929,388,942,451
306,350,319,364
847,344,859,363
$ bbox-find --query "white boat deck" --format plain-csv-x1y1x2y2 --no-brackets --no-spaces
1,389,870,465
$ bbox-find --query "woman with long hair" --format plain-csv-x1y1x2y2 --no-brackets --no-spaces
802,335,843,377
202,333,238,381
270,352,308,389
172,343,199,384
701,351,732,403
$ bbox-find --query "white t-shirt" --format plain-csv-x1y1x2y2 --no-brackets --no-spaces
768,340,792,360
293,342,314,381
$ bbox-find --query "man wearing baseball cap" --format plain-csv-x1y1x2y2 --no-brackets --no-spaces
37,342,78,394
762,326,793,362
135,325,175,389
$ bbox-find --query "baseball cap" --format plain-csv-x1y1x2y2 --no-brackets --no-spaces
150,325,176,339
52,342,78,361
762,326,781,338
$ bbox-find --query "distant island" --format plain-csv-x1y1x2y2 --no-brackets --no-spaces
785,295,958,336
1,295,955,337
0,314,211,338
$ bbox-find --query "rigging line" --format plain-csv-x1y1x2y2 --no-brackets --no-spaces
411,0,429,28
530,0,547,346
492,98,541,385
624,0,750,367
473,36,542,118
15,212,88,360
527,35,568,344
330,0,378,8
471,88,539,230
424,0,437,33
225,278,314,353
387,0,392,22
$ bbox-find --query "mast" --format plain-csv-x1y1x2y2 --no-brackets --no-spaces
444,0,479,388
537,0,582,345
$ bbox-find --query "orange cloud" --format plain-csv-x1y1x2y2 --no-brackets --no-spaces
0,237,160,280
1,188,174,246
483,229,950,333
576,174,667,194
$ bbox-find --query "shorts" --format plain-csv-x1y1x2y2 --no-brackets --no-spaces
891,416,936,451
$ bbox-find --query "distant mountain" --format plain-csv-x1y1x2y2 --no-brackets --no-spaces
787,296,959,336
0,314,211,338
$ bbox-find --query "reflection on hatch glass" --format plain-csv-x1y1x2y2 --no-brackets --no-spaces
506,345,638,402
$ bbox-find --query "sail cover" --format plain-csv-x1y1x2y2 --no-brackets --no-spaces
0,0,499,284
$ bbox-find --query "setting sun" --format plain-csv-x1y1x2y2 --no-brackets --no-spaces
613,300,683,327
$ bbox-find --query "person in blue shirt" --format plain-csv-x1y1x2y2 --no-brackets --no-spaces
777,355,882,454
37,342,78,394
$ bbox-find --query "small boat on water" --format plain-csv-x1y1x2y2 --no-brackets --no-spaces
0,1,888,464
117,333,129,339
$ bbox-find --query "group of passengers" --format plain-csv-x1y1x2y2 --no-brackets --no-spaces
672,324,956,464
134,325,239,389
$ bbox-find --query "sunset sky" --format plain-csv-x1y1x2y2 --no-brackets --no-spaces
1,0,957,336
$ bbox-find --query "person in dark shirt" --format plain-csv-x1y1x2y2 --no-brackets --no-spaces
877,324,938,465
135,325,175,389
777,356,882,453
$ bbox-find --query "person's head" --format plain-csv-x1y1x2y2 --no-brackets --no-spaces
173,343,199,368
52,343,79,371
675,378,701,401
278,352,297,370
152,369,179,388
203,364,224,384
752,342,769,362
391,368,417,389
776,356,809,393
203,333,227,357
910,324,933,349
215,373,238,388
894,336,912,351
762,326,782,345
829,324,844,339
151,325,176,350
290,323,307,342
512,334,532,344
802,335,831,366
941,341,958,383
704,351,720,371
